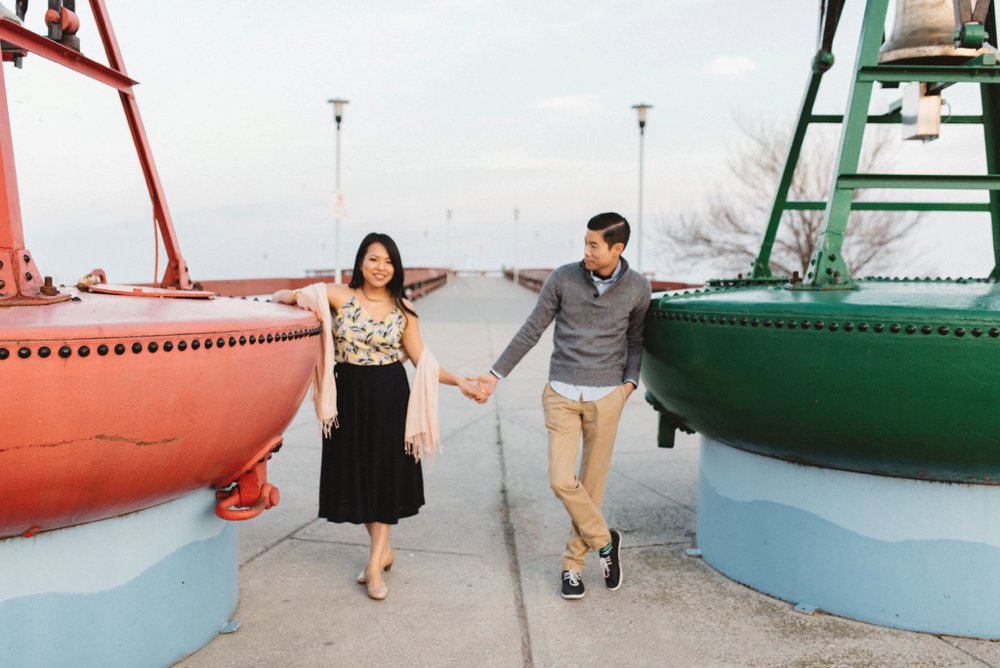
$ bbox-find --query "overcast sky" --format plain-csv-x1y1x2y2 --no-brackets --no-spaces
2,0,993,283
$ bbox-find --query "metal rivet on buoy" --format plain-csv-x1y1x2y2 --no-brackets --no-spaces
801,320,810,329
991,328,1000,338
205,339,213,349
814,321,824,330
905,325,916,334
229,337,237,346
23,254,29,263
79,346,90,357
131,342,142,353
0,347,7,360
955,327,966,337
18,347,30,359
844,322,854,332
267,334,274,343
58,346,71,358
0,279,5,289
698,315,706,323
115,343,125,355
239,336,247,345
218,337,226,347
38,346,50,358
775,319,784,328
250,335,257,344
164,341,173,352
148,342,159,353
192,339,201,349
888,324,900,333
874,324,884,333
828,323,838,332
788,320,797,328
178,340,187,351
25,272,33,281
920,325,932,335
858,323,869,332
973,327,983,337
751,318,759,327
938,326,949,336
98,344,109,356
763,319,772,327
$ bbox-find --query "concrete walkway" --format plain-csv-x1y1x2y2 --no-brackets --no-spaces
176,277,1000,668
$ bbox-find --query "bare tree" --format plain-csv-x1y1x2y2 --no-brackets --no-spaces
658,117,921,278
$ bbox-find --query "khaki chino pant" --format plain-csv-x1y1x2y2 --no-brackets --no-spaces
542,383,627,572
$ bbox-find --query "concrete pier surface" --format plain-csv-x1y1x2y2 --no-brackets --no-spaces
176,277,1000,668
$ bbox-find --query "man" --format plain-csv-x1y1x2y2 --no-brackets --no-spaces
475,212,651,600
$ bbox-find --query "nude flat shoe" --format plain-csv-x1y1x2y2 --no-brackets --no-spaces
356,548,395,584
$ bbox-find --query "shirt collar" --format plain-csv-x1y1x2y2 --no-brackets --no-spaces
590,261,622,284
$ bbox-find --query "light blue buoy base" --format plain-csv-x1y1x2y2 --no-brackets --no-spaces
0,489,238,667
698,437,1000,638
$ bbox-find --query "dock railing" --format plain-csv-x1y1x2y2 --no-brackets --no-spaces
503,268,701,293
189,268,449,300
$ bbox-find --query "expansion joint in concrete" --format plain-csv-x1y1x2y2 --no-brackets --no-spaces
495,407,534,668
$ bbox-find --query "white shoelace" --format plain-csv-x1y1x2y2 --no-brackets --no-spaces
599,555,611,578
563,570,582,586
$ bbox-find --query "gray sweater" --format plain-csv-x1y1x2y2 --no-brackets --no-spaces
493,259,651,386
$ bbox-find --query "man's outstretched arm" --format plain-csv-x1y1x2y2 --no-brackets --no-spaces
473,273,561,399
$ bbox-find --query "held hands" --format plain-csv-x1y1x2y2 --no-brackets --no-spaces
457,377,489,404
622,382,635,401
466,372,499,403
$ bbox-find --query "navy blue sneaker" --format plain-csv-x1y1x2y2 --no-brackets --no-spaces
561,570,585,600
599,528,623,591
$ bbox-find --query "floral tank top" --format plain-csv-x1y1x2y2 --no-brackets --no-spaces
333,295,405,365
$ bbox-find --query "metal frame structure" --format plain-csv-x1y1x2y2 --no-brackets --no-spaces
751,0,1000,287
0,0,191,305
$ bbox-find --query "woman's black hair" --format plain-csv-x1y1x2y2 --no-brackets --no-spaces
348,232,418,318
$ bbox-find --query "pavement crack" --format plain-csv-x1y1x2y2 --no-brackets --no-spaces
934,637,996,667
289,536,482,558
610,468,696,514
491,329,535,668
239,518,323,568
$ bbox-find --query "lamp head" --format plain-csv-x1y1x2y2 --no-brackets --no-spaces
327,98,349,127
631,103,652,130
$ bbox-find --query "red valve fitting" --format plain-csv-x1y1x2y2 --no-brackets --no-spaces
214,456,281,521
44,7,80,33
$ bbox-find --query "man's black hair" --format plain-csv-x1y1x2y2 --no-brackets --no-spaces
587,212,630,249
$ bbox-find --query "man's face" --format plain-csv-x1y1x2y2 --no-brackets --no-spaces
583,229,623,275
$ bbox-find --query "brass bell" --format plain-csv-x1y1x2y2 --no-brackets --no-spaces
879,0,998,64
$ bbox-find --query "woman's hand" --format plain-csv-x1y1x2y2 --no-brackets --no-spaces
457,378,488,404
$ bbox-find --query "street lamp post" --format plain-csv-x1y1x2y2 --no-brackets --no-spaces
513,207,520,286
631,103,652,274
328,98,349,283
446,209,452,272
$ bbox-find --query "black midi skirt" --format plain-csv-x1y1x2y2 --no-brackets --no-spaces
318,361,424,524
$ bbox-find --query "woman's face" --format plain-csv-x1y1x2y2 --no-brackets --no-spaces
360,242,394,289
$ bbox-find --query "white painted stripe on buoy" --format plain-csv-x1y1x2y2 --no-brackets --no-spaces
701,438,1000,547
0,488,226,602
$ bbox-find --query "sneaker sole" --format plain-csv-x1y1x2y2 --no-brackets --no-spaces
561,591,585,600
606,530,623,591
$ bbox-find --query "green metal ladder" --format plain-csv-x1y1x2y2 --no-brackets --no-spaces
750,0,1000,287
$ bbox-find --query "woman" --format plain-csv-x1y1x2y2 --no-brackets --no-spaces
274,233,482,600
